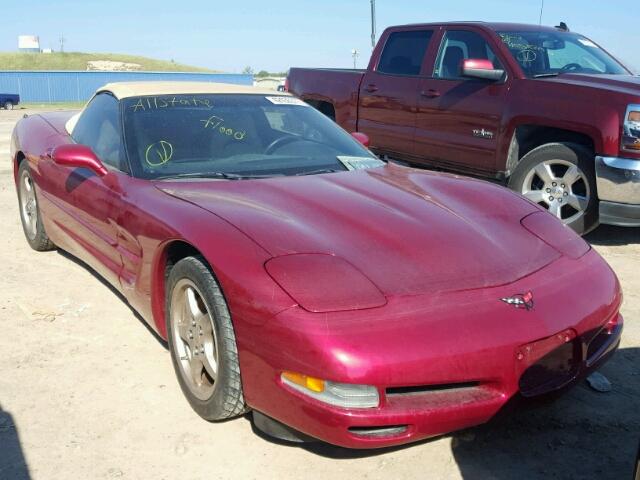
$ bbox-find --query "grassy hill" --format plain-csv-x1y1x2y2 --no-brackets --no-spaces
0,52,217,72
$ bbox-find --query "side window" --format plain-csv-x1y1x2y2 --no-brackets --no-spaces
72,93,127,172
377,30,433,76
434,30,504,79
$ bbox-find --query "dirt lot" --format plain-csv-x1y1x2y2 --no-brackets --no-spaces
0,108,638,480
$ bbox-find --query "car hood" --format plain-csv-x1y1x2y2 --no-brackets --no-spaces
543,73,640,96
156,164,559,297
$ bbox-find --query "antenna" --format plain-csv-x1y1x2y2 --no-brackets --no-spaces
370,0,376,48
538,0,544,25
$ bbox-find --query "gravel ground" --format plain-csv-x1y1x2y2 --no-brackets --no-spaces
0,108,638,480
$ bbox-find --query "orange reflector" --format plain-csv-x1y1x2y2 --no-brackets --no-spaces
282,371,325,392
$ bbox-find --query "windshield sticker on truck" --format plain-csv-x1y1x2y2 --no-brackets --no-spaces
265,96,309,107
577,38,597,48
337,156,385,171
145,140,173,167
200,115,247,141
130,96,213,112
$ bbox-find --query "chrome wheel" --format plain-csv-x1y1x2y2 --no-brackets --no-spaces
19,170,38,240
521,159,590,224
170,279,219,401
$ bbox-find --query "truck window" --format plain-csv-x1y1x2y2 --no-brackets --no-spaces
377,30,433,76
434,30,503,80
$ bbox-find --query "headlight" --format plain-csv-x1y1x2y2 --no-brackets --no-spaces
281,371,380,408
622,104,640,152
521,211,590,259
265,254,386,313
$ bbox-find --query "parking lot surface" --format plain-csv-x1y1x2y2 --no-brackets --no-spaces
0,108,638,480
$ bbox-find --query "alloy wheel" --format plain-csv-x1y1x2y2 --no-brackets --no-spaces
521,159,590,224
170,279,219,401
19,170,38,240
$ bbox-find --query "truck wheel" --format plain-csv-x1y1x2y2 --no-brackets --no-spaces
5,102,13,110
508,142,598,235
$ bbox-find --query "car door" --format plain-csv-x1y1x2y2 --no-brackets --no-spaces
415,27,509,174
54,93,130,287
357,28,437,160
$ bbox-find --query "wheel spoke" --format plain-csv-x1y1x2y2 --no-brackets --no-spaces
189,356,205,386
185,287,206,323
567,193,588,212
523,189,547,204
24,176,32,193
562,165,581,186
202,347,218,380
177,320,191,343
548,201,562,219
534,163,555,184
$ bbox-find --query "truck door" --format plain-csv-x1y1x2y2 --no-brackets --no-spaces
415,28,509,174
358,28,436,160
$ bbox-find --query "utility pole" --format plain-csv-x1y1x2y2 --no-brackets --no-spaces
370,0,377,48
351,49,359,69
59,34,65,53
538,0,544,25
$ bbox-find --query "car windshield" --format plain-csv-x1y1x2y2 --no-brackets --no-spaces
121,94,383,180
497,30,629,78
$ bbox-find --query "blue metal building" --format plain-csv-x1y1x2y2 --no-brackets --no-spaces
0,71,253,103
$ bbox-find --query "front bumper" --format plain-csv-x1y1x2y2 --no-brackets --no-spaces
239,251,623,448
595,155,640,226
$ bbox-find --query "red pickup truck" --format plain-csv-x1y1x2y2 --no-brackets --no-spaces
288,22,640,234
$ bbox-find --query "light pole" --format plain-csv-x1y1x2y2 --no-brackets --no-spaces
370,0,376,48
351,49,359,69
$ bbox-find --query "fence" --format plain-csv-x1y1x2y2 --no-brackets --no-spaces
0,71,253,103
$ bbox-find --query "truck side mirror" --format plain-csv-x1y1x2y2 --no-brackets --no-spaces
351,132,370,148
461,59,505,81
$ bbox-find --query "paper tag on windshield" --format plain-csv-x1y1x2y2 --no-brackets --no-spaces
337,156,385,171
265,96,309,106
578,38,597,48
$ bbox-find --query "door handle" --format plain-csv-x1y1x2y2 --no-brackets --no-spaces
364,84,379,93
421,89,441,98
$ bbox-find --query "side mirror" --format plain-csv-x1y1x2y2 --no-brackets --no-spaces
461,59,505,81
351,132,370,148
52,144,108,177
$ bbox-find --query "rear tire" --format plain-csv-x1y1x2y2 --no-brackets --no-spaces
5,102,13,110
166,256,246,421
508,142,598,235
17,161,55,251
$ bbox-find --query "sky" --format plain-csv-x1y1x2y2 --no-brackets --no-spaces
1,0,638,73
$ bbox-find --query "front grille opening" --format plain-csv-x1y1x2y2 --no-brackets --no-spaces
586,327,611,362
519,341,578,397
386,381,480,396
348,425,408,438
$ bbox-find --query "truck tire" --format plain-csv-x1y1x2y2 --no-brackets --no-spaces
4,101,13,110
508,142,598,235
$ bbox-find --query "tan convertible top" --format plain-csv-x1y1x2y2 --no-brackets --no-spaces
98,81,285,99
65,81,292,134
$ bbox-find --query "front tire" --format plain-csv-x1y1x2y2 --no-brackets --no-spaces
508,142,598,235
17,161,55,251
166,256,246,421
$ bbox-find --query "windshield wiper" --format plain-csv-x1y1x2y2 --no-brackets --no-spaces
294,168,342,176
154,172,278,181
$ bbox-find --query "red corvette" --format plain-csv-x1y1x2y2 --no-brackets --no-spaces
12,82,622,448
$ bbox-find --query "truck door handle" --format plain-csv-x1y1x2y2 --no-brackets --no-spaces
364,84,379,93
421,89,441,98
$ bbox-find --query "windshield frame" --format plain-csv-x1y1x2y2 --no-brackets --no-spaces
496,29,631,79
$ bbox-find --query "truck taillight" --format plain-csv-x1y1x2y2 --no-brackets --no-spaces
622,104,640,152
